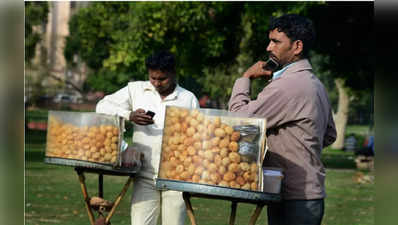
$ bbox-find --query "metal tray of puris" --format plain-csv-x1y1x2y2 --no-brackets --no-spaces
45,157,140,174
156,178,281,203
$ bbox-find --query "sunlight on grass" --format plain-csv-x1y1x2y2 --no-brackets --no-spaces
25,121,374,225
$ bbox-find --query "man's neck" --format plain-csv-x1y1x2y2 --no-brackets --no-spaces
282,56,303,68
159,83,177,100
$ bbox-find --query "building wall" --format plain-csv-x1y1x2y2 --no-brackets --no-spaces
46,1,70,73
29,1,88,97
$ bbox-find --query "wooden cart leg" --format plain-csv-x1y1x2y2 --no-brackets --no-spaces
76,170,96,225
248,203,265,225
183,192,197,225
98,174,103,198
105,176,133,224
229,201,238,225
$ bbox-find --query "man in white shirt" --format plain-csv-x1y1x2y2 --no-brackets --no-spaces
96,50,199,225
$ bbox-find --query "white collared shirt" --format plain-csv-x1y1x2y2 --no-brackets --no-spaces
272,61,298,80
96,81,199,180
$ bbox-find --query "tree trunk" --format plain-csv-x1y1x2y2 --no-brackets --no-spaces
331,78,350,149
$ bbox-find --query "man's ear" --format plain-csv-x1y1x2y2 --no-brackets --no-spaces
293,40,304,56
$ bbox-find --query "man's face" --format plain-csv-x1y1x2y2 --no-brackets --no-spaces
266,29,301,67
148,69,175,95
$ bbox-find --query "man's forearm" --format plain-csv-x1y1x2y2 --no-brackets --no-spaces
228,77,251,112
96,98,131,120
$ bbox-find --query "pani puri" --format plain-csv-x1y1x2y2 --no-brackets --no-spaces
222,157,231,167
210,137,220,147
189,118,199,127
201,171,210,181
214,155,222,166
228,163,240,173
176,165,184,173
204,151,214,161
187,146,196,156
210,173,221,183
214,128,226,138
208,163,217,172
223,172,236,182
194,166,204,175
230,181,240,189
218,181,229,187
228,141,239,152
218,165,227,175
241,183,251,190
240,162,250,171
250,162,258,173
186,127,196,137
229,152,241,163
180,171,191,180
220,148,229,157
219,138,229,148
213,117,221,127
193,142,202,150
236,176,246,186
192,175,201,183
230,131,241,142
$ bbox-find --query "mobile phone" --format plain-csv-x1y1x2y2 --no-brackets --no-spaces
146,110,155,118
262,58,280,72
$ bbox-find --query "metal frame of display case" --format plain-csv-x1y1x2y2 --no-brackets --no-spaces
74,167,136,225
156,178,281,225
45,157,138,225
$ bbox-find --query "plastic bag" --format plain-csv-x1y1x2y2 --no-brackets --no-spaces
121,147,144,168
233,125,259,143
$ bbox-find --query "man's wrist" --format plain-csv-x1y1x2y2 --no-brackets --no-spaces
243,73,252,79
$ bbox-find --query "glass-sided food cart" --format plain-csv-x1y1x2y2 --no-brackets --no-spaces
44,111,141,225
156,106,281,225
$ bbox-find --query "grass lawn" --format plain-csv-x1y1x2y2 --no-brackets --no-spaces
25,113,374,225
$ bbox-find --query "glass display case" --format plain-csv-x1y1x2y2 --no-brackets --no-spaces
157,106,267,191
45,111,127,170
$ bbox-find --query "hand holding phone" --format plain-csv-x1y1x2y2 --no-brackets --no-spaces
262,58,280,72
130,109,155,125
145,110,155,118
243,61,274,79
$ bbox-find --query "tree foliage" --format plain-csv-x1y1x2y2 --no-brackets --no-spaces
65,1,373,101
25,1,49,63
308,1,374,92
65,2,242,94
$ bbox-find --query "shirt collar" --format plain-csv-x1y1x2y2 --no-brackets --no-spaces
143,81,180,101
272,61,296,80
271,59,312,81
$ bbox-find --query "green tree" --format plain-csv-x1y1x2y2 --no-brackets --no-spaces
307,2,374,148
25,1,49,63
65,2,242,94
65,2,373,140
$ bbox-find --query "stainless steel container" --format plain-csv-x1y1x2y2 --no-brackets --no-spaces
262,167,283,194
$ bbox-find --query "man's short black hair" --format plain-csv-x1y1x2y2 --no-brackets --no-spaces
145,50,176,74
269,14,316,57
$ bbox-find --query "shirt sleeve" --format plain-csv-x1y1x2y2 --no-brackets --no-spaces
228,77,288,129
191,95,200,109
96,85,132,120
323,112,337,147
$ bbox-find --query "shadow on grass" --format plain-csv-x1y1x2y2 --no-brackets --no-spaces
25,129,47,145
25,150,45,163
321,148,356,169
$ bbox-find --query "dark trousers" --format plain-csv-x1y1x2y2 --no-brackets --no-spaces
267,199,324,225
